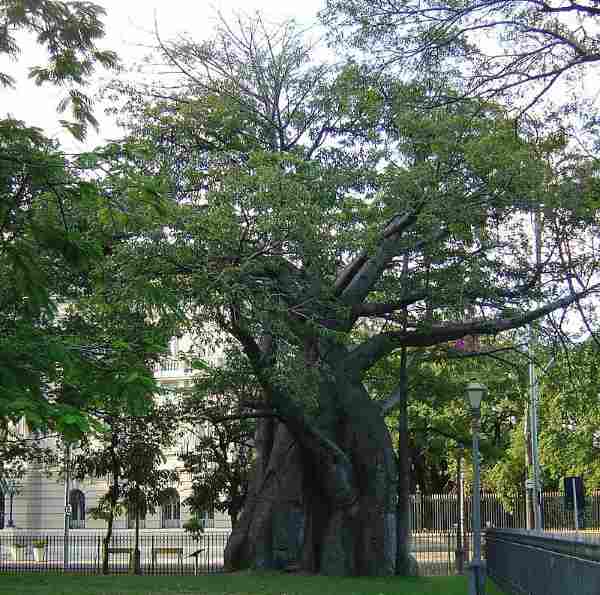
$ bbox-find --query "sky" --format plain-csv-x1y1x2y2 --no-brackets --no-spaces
1,0,325,150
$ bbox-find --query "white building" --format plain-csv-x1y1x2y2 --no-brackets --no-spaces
0,338,232,535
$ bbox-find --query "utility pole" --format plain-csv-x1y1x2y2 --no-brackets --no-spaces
525,211,543,531
455,452,464,574
396,253,412,576
524,407,534,530
528,326,542,531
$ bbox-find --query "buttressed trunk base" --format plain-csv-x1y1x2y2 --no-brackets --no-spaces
224,383,397,576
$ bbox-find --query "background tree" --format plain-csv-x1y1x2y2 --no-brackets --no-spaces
71,398,180,574
321,0,600,114
182,348,258,527
540,341,600,488
63,292,178,574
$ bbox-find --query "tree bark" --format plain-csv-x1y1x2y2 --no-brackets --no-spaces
224,375,397,576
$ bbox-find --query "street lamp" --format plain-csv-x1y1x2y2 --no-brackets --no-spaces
466,381,487,595
0,475,20,528
64,443,72,570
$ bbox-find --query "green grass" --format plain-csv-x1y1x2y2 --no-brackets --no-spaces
0,572,506,595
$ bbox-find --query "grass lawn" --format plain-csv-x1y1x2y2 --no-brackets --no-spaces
0,572,505,595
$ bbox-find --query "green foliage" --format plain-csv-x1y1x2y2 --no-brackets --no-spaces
321,0,600,113
182,516,204,542
538,342,600,488
87,494,125,523
0,118,98,434
182,347,257,526
369,341,530,493
1,0,119,139
0,1,142,454
0,118,179,448
70,397,181,531
485,426,527,506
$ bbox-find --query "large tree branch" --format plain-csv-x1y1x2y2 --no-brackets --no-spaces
224,310,358,510
334,251,369,295
345,285,600,374
351,291,429,318
339,212,420,305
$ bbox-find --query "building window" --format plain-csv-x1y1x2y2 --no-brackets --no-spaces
69,489,86,529
127,499,147,529
160,488,180,529
200,508,215,529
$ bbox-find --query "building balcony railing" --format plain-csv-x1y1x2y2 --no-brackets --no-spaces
161,518,181,529
153,358,193,378
127,518,146,529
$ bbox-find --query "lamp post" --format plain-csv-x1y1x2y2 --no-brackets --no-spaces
466,381,487,595
64,443,71,570
0,476,20,528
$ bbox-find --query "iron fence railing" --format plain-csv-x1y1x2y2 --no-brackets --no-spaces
0,531,229,575
410,490,600,532
0,528,480,577
3,490,600,578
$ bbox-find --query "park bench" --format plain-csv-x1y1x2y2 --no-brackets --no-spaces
105,547,135,571
151,546,184,571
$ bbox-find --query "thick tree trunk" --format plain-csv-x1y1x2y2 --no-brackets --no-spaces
225,419,302,570
224,376,397,576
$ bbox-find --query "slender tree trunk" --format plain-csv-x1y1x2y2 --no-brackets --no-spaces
102,510,113,575
102,430,119,575
395,346,412,575
133,494,141,575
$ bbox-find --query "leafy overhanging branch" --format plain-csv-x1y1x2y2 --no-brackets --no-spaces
346,284,600,375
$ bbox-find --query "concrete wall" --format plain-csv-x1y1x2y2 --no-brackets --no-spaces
486,528,600,595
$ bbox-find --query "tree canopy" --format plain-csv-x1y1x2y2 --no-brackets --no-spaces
0,1,172,447
2,4,600,576
94,15,600,574
322,0,600,113
1,0,119,138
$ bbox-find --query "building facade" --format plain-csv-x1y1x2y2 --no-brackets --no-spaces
1,339,232,534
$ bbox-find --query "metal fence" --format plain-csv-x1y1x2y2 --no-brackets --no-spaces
3,491,599,578
0,528,469,577
411,490,600,532
0,532,229,575
410,529,470,576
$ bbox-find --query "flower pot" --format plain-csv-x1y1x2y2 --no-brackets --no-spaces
10,544,27,561
33,546,46,562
